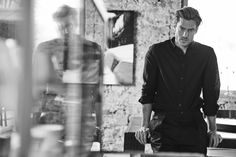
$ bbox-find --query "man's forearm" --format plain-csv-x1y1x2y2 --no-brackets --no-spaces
142,103,153,128
206,115,217,132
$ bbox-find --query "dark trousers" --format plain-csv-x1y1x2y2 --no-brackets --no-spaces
149,111,208,155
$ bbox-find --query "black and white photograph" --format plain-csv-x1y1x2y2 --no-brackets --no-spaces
1,0,236,157
103,10,136,85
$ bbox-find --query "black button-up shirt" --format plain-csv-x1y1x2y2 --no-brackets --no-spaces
139,38,220,117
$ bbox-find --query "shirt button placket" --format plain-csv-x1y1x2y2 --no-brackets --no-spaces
178,61,185,116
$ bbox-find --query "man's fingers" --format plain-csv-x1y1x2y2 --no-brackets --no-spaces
214,137,220,147
215,135,223,147
139,130,146,144
209,137,213,147
148,131,151,139
143,131,147,144
135,130,146,144
213,136,218,147
135,131,142,144
209,133,223,147
220,136,223,143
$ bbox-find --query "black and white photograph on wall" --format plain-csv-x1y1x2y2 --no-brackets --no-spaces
103,10,136,85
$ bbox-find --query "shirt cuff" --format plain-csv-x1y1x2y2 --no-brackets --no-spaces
138,96,154,104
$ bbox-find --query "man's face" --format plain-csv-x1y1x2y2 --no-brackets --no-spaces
57,16,77,37
175,17,198,48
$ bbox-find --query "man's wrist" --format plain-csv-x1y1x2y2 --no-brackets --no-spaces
208,130,217,134
141,122,149,129
141,126,149,132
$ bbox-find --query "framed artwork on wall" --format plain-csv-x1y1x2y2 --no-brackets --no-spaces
103,10,137,85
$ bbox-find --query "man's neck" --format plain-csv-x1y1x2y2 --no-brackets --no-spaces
179,45,187,54
175,40,188,54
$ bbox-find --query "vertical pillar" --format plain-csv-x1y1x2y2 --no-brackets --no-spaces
15,0,33,157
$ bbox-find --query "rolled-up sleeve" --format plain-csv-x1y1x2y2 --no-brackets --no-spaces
139,45,158,104
202,48,220,116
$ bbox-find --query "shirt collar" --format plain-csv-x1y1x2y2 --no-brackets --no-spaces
170,37,195,49
170,37,176,48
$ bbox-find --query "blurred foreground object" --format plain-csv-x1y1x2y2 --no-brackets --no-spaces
33,4,103,157
0,39,21,143
29,124,64,157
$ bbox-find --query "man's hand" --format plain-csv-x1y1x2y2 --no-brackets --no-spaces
135,127,150,145
208,131,223,147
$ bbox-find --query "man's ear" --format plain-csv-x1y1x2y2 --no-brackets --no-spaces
195,27,199,34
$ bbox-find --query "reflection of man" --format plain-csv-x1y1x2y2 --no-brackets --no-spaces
34,5,101,90
33,5,103,154
33,5,101,143
135,7,222,155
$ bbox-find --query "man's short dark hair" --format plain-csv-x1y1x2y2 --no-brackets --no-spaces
53,5,77,21
176,6,202,27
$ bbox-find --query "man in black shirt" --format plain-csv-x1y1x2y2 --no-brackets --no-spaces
135,6,222,155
